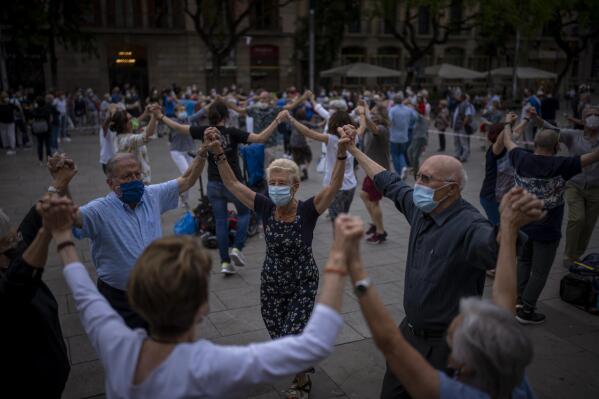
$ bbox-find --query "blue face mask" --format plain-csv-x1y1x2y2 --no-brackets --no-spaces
118,180,145,205
268,185,293,206
413,183,451,213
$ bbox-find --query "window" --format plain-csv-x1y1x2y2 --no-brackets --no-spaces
253,0,279,31
340,46,366,85
106,0,142,28
443,47,466,67
450,0,463,27
382,2,398,34
149,0,184,29
377,47,401,84
418,6,430,35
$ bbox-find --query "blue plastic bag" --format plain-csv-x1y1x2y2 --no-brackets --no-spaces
174,211,198,235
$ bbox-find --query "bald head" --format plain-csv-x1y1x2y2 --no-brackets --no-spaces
534,129,559,152
420,155,467,190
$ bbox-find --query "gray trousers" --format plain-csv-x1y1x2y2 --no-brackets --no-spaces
453,129,470,161
517,238,560,309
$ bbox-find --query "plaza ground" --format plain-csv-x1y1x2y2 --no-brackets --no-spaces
0,129,598,399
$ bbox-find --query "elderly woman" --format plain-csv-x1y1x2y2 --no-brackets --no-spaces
338,186,544,399
204,126,347,398
38,195,364,399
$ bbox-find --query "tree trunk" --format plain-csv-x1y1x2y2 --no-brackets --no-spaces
554,55,574,96
211,54,222,91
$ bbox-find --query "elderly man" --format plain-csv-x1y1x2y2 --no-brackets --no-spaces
529,106,599,266
71,149,207,328
452,93,475,163
502,117,599,324
341,125,501,399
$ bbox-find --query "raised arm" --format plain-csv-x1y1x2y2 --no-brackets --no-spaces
283,91,309,111
143,113,157,140
176,144,208,194
502,120,518,151
206,129,256,210
581,145,599,168
313,132,347,214
289,114,329,143
344,126,385,178
226,101,247,115
346,219,439,399
153,107,192,135
247,111,286,143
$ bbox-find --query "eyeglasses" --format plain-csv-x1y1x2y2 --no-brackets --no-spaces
117,171,142,181
416,173,456,185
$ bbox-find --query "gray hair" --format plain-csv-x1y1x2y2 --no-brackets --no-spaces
452,298,533,399
105,153,140,178
455,168,468,190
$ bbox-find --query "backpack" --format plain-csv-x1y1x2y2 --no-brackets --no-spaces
560,253,599,315
31,117,49,134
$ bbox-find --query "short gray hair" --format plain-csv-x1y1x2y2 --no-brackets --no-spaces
452,298,533,399
105,153,140,178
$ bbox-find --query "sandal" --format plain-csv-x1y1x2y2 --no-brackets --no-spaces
285,374,312,399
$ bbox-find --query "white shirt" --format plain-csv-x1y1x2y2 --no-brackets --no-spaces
63,262,343,399
324,134,357,190
99,127,116,164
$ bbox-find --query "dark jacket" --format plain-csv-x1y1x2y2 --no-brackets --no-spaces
0,206,70,398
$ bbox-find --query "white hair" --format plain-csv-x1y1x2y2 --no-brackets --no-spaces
452,298,533,399
266,158,301,184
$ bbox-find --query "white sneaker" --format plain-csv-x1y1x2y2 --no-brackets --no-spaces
229,248,247,267
6,150,16,155
64,137,72,142
400,166,408,180
221,262,236,275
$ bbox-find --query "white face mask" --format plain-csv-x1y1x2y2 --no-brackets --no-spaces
585,115,599,129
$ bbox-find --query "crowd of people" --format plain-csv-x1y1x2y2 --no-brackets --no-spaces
0,80,598,399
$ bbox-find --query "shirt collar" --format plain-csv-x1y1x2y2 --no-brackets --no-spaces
428,198,464,226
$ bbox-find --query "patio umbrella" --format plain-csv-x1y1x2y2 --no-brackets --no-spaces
320,62,402,78
424,63,486,79
489,67,557,79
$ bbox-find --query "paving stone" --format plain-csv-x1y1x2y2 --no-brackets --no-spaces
208,304,266,336
61,360,106,399
69,334,98,364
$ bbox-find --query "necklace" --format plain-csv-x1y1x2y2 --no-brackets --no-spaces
275,200,297,221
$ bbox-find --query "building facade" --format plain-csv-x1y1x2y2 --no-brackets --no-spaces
12,0,596,95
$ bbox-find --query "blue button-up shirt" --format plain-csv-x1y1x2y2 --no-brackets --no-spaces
74,180,179,290
388,104,417,144
373,171,500,330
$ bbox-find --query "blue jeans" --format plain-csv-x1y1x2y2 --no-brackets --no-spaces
479,195,500,226
50,125,60,153
390,142,408,175
207,181,250,262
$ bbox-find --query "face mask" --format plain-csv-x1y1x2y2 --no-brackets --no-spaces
177,111,188,119
585,115,599,129
413,183,452,213
130,118,140,131
256,102,270,110
118,180,145,205
268,185,292,206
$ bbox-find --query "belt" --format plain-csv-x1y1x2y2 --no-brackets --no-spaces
406,322,446,339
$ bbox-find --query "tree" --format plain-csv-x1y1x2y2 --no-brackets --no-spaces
0,0,97,89
371,0,480,87
184,0,292,90
544,0,599,93
294,0,361,87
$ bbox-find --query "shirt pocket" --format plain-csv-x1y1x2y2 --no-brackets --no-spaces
419,246,450,285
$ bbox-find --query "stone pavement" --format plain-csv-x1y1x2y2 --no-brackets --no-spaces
0,130,598,399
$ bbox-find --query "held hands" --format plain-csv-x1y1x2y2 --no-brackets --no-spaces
149,103,163,119
331,214,365,264
276,110,290,124
504,112,518,125
37,194,78,236
338,124,358,149
204,127,223,154
48,153,78,188
499,187,546,230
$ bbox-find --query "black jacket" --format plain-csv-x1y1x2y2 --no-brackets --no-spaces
0,206,70,399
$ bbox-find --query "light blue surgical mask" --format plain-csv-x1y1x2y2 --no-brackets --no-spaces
268,185,293,206
413,183,452,213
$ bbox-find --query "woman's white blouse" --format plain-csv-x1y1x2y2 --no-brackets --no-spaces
63,262,342,399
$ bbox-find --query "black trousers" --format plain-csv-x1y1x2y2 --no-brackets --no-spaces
438,129,446,151
380,318,451,399
97,278,149,330
35,132,52,162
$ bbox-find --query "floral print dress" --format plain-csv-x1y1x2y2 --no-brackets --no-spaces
256,194,320,339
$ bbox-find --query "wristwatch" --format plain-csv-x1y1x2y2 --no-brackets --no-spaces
354,277,371,297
